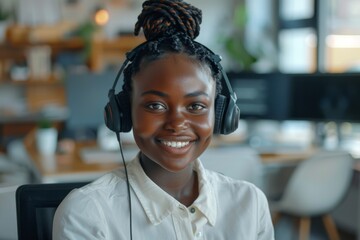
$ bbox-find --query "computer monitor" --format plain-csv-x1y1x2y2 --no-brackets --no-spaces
228,72,360,122
288,73,360,122
64,70,121,139
227,72,289,120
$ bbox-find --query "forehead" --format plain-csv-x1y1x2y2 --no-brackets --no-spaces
132,53,215,92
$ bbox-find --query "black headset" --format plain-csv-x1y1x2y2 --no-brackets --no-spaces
104,41,240,135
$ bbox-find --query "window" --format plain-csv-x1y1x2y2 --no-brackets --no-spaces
277,0,360,73
325,0,360,72
277,0,317,73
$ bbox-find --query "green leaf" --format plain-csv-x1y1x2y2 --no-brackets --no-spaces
38,119,52,129
0,5,10,21
233,4,247,28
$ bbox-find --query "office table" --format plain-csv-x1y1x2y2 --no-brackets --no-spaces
23,130,139,183
24,129,315,184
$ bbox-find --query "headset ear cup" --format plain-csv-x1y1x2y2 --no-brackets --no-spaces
104,92,122,132
221,96,240,135
214,95,227,134
115,91,132,132
104,91,132,133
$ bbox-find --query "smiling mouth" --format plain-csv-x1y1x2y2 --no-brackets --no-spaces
160,140,190,149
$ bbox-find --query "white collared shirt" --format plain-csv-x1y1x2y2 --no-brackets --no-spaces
53,155,274,240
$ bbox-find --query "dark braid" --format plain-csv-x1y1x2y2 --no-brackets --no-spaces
135,0,201,40
123,0,222,94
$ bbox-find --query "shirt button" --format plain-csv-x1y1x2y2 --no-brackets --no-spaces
195,231,202,238
190,207,196,213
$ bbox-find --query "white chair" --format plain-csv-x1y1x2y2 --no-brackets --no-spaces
0,151,31,187
0,185,19,240
270,150,354,240
200,146,264,189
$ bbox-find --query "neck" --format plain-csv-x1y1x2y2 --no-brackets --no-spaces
140,153,199,206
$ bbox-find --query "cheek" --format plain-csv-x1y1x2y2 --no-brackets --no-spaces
194,109,215,137
131,108,160,138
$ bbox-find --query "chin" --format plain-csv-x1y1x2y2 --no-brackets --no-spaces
158,153,196,171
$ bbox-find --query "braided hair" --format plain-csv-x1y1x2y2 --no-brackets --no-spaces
122,0,223,94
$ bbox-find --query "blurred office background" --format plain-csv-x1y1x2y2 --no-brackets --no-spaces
0,0,360,239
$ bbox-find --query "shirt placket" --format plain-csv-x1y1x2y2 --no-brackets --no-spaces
188,205,207,240
172,204,193,240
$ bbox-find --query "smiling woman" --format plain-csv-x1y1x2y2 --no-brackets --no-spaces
132,54,215,174
53,1,274,239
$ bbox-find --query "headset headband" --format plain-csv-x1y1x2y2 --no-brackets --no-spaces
109,39,236,101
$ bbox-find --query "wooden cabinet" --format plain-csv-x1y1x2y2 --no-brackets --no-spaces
0,28,144,151
0,27,145,110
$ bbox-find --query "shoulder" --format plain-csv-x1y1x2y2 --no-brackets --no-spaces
56,168,128,213
53,170,124,239
53,169,129,235
203,169,274,237
204,168,267,205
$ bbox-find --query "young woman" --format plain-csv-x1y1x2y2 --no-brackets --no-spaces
53,0,274,239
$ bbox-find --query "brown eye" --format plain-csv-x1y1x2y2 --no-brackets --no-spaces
188,103,206,112
147,103,166,111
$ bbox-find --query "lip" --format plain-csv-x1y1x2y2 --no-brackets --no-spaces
157,135,195,142
156,137,196,155
158,141,193,155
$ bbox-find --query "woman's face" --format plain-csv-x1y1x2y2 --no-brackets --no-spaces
131,53,216,173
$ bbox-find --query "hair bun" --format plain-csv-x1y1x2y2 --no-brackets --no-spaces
134,0,202,41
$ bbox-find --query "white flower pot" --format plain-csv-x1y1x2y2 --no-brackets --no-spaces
36,128,58,155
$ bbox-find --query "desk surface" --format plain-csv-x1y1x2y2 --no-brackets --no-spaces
24,130,126,183
24,130,319,183
259,151,315,165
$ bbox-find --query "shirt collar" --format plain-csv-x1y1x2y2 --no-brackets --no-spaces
192,158,217,226
127,154,217,226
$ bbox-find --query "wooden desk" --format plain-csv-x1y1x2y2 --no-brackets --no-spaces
259,150,316,166
25,131,317,184
23,130,138,183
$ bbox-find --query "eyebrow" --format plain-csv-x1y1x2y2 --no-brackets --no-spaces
141,90,209,98
141,90,168,97
185,91,209,98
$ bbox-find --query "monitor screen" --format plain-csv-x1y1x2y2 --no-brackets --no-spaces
227,72,290,120
228,72,360,122
288,73,360,122
64,70,121,133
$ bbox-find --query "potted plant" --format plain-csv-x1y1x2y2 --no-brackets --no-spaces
222,3,257,72
36,119,58,155
70,21,98,63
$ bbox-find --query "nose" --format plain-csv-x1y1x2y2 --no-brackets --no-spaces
164,108,188,132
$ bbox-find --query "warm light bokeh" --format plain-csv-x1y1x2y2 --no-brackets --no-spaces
94,9,109,26
326,35,360,72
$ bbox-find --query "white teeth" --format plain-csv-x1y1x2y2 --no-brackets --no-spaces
161,141,190,148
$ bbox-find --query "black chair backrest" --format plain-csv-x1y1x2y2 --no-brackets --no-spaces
16,182,88,240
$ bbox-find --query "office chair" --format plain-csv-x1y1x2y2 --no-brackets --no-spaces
270,150,354,240
200,146,264,189
0,185,18,240
16,182,88,240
